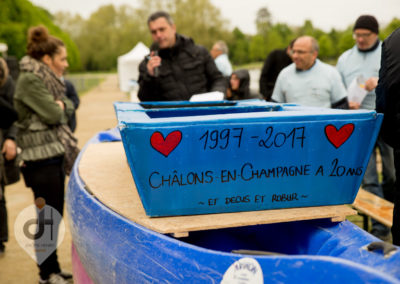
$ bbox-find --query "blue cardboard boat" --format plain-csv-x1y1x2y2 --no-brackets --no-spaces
66,129,400,284
114,100,382,217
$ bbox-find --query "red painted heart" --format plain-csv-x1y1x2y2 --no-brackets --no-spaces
325,124,354,148
150,130,182,157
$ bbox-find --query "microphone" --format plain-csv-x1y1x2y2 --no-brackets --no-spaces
151,43,159,77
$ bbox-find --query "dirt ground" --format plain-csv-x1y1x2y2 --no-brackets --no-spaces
0,74,128,284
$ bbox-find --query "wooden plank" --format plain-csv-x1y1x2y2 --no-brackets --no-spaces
78,142,357,237
331,216,346,222
172,232,189,238
353,188,393,227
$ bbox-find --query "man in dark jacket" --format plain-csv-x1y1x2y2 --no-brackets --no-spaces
138,11,226,101
376,27,400,246
259,40,294,101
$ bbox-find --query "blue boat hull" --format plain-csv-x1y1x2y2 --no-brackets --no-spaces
66,130,400,283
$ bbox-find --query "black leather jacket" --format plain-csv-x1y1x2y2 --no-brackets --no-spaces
259,48,292,101
138,34,226,101
376,28,400,149
0,77,17,131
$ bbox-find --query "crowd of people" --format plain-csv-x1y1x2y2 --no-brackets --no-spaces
0,9,399,284
138,11,399,246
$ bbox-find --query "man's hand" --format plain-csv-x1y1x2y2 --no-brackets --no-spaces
146,51,161,77
364,77,378,92
349,101,361,109
2,138,17,161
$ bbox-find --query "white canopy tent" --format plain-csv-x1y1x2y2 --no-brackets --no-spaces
117,42,149,92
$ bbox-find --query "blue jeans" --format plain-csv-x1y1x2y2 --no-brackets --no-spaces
362,135,395,235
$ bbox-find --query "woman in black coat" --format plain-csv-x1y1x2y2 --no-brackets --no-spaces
0,57,18,255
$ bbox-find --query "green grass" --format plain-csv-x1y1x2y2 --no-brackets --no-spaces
65,73,108,95
347,212,366,230
233,62,264,70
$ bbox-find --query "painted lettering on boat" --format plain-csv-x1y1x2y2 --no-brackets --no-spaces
272,193,299,202
198,126,306,150
148,159,363,189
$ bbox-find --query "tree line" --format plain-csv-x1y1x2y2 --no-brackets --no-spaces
0,0,80,70
1,0,399,72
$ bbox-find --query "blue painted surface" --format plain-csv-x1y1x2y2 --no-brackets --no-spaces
66,130,400,284
114,100,383,217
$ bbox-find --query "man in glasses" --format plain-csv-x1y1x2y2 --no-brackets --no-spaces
337,15,382,110
337,15,395,241
271,36,348,109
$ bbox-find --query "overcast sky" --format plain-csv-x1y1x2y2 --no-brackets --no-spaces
30,0,399,34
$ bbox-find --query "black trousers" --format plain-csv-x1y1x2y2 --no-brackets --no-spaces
0,183,8,244
22,157,65,280
393,149,400,246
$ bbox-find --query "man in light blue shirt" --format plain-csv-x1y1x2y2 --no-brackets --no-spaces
210,40,232,77
337,15,395,240
337,16,381,110
272,36,348,109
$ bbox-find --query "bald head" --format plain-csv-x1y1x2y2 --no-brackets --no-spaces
295,36,319,53
291,36,319,70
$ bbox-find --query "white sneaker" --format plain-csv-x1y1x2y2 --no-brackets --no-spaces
58,271,73,280
39,273,69,284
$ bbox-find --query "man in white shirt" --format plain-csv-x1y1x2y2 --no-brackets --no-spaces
272,36,348,109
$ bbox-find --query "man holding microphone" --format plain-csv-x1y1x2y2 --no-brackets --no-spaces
138,11,226,101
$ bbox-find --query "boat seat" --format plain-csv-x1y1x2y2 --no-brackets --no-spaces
352,188,393,230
